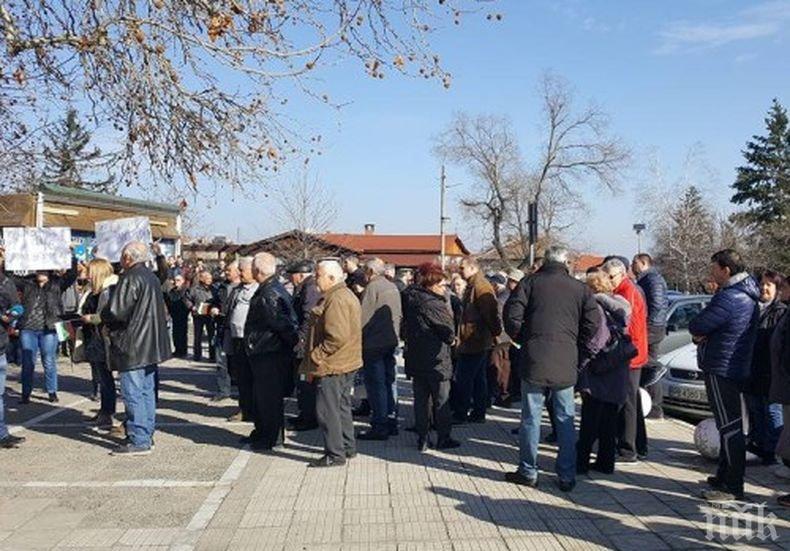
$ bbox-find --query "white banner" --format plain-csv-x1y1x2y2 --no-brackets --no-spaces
3,227,73,271
94,216,152,263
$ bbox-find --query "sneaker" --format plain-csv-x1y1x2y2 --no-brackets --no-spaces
345,450,357,459
210,394,230,403
110,443,151,456
18,395,30,405
558,479,576,492
436,438,461,450
48,392,59,403
227,411,245,422
504,471,538,488
109,424,127,439
357,430,389,441
618,454,638,464
0,434,25,448
417,437,429,453
308,455,346,468
772,464,790,480
702,489,743,503
95,412,114,430
707,476,726,490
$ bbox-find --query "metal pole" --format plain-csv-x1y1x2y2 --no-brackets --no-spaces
440,165,447,270
637,231,642,255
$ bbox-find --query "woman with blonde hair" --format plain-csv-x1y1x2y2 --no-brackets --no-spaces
79,258,118,429
576,267,634,475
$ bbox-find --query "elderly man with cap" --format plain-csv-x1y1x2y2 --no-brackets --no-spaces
487,269,524,408
286,260,322,431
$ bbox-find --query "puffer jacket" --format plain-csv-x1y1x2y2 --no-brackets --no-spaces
243,275,298,357
101,263,172,372
636,268,669,327
689,272,760,382
403,286,455,381
458,271,502,355
13,258,78,331
744,299,787,396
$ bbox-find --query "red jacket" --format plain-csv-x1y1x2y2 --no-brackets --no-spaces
614,278,648,369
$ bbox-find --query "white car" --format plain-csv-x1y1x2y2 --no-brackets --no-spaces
660,343,711,419
658,294,712,356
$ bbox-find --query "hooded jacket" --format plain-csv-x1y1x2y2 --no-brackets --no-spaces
689,272,760,382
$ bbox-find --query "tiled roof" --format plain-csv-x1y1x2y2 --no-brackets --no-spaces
320,234,469,255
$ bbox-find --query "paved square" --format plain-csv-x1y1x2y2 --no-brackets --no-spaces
2,357,790,550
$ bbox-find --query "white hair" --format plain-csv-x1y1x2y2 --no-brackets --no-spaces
121,241,149,265
602,258,627,276
544,246,570,265
317,259,344,282
364,257,386,276
237,256,253,271
252,252,277,277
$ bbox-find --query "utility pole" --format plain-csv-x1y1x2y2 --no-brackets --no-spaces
440,165,447,270
633,223,646,255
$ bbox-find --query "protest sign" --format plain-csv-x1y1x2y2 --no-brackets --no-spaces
3,227,72,271
94,216,152,262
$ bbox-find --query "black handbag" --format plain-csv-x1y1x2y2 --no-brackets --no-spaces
588,319,638,376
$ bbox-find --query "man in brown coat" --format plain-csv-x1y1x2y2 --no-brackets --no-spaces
453,257,502,423
301,258,363,467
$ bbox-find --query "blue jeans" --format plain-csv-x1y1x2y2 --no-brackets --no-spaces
363,349,397,433
120,366,157,448
0,354,9,439
745,394,784,456
518,382,577,483
453,353,489,421
20,329,59,396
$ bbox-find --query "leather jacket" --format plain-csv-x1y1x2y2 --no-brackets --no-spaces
243,275,298,357
101,263,172,372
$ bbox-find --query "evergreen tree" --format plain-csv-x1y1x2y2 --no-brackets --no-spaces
655,186,717,292
42,109,116,193
731,99,790,271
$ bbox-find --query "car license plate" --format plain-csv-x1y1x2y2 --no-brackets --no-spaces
669,385,707,404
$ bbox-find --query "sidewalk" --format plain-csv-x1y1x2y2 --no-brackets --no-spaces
1,357,789,550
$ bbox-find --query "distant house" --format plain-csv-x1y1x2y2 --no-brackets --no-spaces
184,224,470,269
0,183,183,259
476,238,604,277
320,224,469,268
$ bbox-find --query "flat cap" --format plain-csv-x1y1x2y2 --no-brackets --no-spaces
286,260,315,274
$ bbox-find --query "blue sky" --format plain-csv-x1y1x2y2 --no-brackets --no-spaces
159,0,790,257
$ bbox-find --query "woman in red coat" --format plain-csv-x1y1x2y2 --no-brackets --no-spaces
603,257,649,463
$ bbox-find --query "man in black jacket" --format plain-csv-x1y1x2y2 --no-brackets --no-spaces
210,261,240,401
241,252,298,450
101,241,171,456
503,247,599,492
187,270,217,362
287,260,322,431
632,253,669,418
0,247,25,448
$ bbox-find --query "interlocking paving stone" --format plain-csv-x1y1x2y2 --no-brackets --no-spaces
56,528,125,547
4,357,790,550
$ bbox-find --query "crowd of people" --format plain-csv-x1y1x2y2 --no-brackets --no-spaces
1,242,790,506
